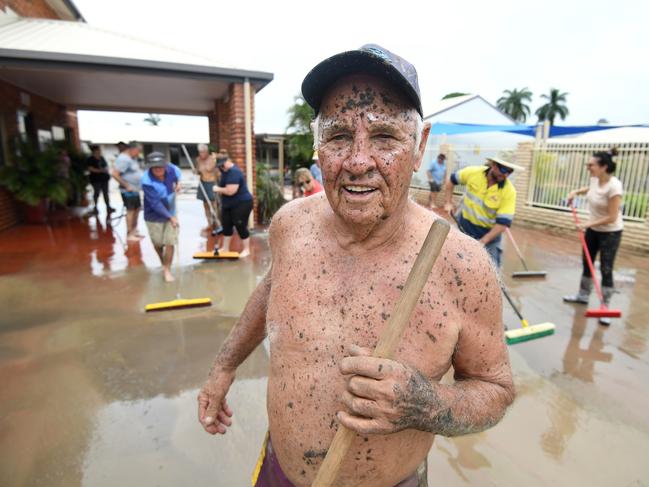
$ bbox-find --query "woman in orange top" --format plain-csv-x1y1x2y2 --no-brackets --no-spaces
295,167,323,197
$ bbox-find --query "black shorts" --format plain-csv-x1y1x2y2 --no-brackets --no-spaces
121,191,141,210
429,181,441,192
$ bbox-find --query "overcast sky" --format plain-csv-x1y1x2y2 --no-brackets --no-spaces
75,0,648,134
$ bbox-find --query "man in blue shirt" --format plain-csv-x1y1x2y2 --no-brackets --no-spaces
426,153,447,209
141,152,181,282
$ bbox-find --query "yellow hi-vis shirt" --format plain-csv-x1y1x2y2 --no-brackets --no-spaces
450,165,516,238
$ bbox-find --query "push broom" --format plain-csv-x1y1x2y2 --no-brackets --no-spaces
448,213,555,345
145,215,212,312
570,205,622,320
311,219,450,487
506,228,547,278
180,144,239,260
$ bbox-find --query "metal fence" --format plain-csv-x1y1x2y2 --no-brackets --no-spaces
529,142,649,221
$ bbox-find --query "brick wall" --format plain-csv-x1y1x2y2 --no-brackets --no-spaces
0,0,60,19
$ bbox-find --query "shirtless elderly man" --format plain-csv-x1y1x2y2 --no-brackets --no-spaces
199,44,514,487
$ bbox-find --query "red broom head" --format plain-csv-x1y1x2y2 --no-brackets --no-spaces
585,308,622,318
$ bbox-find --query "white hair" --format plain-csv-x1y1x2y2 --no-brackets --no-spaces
312,108,424,154
197,143,209,152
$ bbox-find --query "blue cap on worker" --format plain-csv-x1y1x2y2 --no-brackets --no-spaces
301,43,423,118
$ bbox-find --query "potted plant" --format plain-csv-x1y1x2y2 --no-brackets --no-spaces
0,141,69,223
256,162,286,225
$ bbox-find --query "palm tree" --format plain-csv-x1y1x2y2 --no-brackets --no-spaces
286,95,315,168
535,89,569,126
496,88,532,123
143,113,161,126
442,92,469,100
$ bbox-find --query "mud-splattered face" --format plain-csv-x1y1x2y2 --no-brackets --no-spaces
317,75,425,227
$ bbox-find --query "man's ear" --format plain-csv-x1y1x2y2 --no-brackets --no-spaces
413,122,431,172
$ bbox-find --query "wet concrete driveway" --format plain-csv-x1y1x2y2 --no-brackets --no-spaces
0,196,647,486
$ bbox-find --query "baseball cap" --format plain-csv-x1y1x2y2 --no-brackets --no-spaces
146,152,167,169
301,44,422,117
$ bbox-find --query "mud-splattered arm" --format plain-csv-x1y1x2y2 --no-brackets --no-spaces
209,270,271,374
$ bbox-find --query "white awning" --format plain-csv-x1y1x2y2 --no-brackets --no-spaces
0,17,273,114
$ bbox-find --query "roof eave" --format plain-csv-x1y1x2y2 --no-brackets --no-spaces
0,48,274,91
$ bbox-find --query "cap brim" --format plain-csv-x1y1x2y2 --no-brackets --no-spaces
301,50,422,117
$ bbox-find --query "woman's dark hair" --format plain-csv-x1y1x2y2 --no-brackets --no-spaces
593,147,618,174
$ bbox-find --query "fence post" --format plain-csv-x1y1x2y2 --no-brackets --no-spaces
514,141,534,209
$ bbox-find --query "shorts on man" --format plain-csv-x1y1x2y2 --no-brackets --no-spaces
145,220,178,247
121,191,141,210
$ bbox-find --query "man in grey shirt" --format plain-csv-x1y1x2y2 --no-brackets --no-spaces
111,141,144,242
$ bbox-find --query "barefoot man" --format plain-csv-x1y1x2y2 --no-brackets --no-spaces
198,44,514,487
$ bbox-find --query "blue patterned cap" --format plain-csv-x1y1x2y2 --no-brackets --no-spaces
301,44,422,117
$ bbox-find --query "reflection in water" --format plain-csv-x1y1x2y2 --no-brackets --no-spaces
435,435,491,482
541,309,614,460
562,310,612,383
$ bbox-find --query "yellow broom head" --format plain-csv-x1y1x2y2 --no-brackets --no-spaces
145,297,212,312
505,322,555,345
192,251,239,260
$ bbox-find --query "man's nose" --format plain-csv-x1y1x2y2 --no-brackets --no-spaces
343,136,376,178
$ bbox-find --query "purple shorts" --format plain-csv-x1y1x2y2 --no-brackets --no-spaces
252,433,427,487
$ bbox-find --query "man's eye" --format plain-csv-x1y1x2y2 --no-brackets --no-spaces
330,134,350,142
373,133,395,140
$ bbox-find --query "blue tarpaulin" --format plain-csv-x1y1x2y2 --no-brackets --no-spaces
430,123,649,137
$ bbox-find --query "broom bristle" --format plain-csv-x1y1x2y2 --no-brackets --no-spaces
511,271,547,278
585,308,622,318
505,322,555,345
145,297,212,312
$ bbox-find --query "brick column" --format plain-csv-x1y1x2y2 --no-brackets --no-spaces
212,82,257,223
513,141,534,208
63,107,80,150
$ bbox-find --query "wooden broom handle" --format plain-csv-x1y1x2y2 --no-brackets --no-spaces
311,218,451,487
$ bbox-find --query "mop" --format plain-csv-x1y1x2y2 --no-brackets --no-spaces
179,145,239,260
449,213,555,344
506,228,547,278
145,202,212,312
570,206,622,319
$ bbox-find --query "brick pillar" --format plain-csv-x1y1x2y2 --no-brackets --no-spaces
208,108,220,148
216,82,257,223
513,141,534,208
63,107,80,150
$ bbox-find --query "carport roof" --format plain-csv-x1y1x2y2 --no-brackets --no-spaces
0,17,274,114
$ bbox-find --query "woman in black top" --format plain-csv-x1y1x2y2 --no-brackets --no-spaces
213,154,254,257
86,145,114,214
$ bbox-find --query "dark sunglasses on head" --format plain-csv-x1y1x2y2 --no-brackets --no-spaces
496,163,513,175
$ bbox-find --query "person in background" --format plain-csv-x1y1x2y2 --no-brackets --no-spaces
310,151,323,184
213,154,253,258
141,152,181,282
564,148,623,325
443,157,522,267
426,153,446,209
295,167,323,197
86,145,114,215
195,143,222,236
112,141,144,242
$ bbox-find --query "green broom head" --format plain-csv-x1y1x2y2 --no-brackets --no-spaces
505,322,555,345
